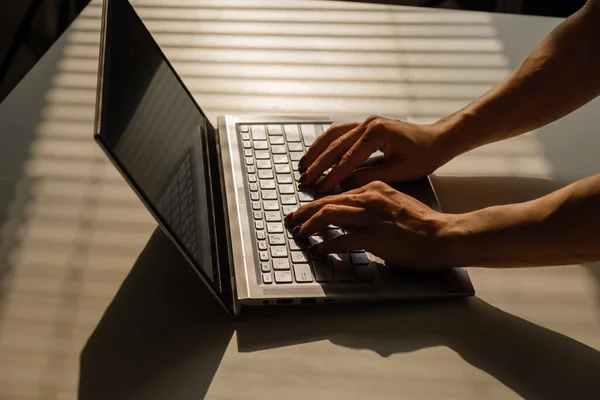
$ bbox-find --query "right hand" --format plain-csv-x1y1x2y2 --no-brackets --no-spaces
299,115,453,192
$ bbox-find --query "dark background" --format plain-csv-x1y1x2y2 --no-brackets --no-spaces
0,0,587,106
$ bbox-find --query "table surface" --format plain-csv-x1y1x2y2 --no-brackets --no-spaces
1,1,600,399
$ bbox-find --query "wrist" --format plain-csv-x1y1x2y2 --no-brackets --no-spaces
432,110,485,161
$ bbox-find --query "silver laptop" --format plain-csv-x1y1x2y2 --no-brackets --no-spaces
94,0,474,316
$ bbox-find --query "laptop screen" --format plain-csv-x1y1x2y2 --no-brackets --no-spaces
96,0,231,309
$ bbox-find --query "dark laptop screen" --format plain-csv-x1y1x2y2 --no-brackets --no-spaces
96,0,224,296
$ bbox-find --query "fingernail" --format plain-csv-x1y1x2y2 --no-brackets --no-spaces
283,212,294,226
291,225,301,237
298,156,306,169
298,173,308,184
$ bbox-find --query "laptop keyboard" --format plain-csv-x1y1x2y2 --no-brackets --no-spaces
158,151,197,259
239,123,375,285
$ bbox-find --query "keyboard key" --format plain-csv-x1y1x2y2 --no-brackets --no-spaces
244,149,253,157
255,220,264,230
249,183,258,191
271,145,287,154
350,252,370,265
267,222,284,233
290,152,303,161
273,154,289,164
321,124,332,133
301,124,317,146
256,160,272,169
241,131,250,141
294,263,313,283
261,190,277,200
331,254,354,282
268,234,285,245
246,165,255,174
267,125,283,135
240,125,249,133
286,228,294,239
292,161,300,171
256,230,266,240
313,257,333,282
245,157,253,165
274,270,293,283
243,140,251,149
288,142,303,152
262,272,273,284
270,246,288,258
278,184,295,194
294,171,301,181
277,174,293,184
250,192,259,201
355,265,375,282
259,251,269,261
261,261,271,272
289,239,307,251
253,211,262,220
258,240,267,250
251,125,267,140
297,191,314,202
260,179,275,189
248,174,257,183
258,169,274,179
252,201,261,210
284,125,301,142
254,141,268,150
325,229,343,240
270,136,284,145
275,164,291,174
291,251,309,263
309,235,324,246
265,211,282,222
282,205,298,215
263,201,279,211
273,259,291,270
255,150,270,159
280,195,297,205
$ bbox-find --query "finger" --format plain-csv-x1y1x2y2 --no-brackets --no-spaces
309,232,369,256
293,205,368,238
318,126,384,192
339,160,405,189
299,122,359,171
284,193,364,227
301,124,365,185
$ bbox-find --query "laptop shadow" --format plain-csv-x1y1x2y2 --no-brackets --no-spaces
80,175,600,399
78,228,235,400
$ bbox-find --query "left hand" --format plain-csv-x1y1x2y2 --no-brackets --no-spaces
284,181,457,270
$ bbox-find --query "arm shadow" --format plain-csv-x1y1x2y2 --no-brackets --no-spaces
238,297,600,400
429,174,565,213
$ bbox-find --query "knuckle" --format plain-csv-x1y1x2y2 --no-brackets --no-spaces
340,148,355,164
330,137,344,149
320,204,338,215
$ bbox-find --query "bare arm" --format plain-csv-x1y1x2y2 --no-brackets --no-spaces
446,174,600,268
439,0,600,156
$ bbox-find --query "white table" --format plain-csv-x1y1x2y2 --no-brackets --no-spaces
1,1,600,399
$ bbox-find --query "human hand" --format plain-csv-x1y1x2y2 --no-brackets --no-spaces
285,181,458,270
298,115,453,193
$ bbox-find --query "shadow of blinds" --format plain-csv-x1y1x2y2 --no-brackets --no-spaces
0,0,556,399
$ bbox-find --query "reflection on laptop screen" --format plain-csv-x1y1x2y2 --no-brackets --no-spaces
97,0,219,287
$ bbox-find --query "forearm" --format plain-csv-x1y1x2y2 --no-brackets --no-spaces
448,174,600,268
436,0,600,156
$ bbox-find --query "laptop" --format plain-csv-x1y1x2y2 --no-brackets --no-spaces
94,0,474,316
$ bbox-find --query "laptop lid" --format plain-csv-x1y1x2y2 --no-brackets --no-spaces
94,0,235,315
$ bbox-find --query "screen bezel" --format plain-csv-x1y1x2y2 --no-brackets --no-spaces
93,0,236,316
